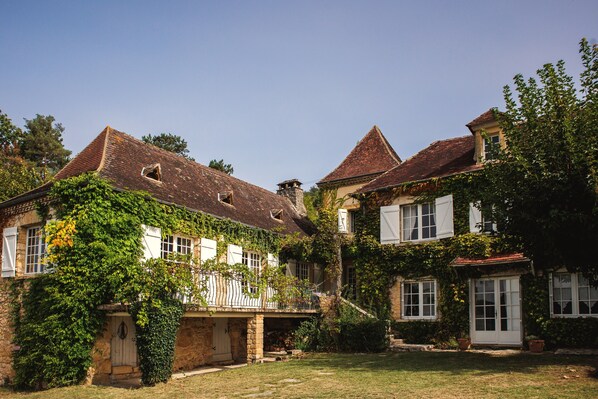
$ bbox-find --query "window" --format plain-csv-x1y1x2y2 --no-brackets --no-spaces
484,134,500,161
242,251,261,293
551,273,598,317
161,235,193,261
270,209,283,221
349,211,357,234
402,280,437,319
25,226,46,274
344,265,357,299
218,191,233,205
142,163,162,181
469,202,497,234
295,262,309,281
402,203,436,241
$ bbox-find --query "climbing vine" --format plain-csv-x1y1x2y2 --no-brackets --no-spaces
11,173,307,389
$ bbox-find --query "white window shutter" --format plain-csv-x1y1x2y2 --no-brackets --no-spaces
313,264,323,286
200,238,217,263
380,205,400,244
338,209,348,233
2,227,18,278
469,202,482,233
141,225,162,260
287,259,296,277
227,244,242,265
435,194,454,239
267,253,279,268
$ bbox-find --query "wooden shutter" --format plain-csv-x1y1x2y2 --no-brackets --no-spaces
267,253,279,268
227,244,242,265
469,202,482,233
338,209,348,233
435,194,454,239
313,264,323,287
287,259,296,277
141,225,161,260
2,227,18,278
200,238,217,263
380,205,400,244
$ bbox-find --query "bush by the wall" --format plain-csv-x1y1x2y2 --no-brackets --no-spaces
130,299,184,386
338,318,388,352
391,320,439,344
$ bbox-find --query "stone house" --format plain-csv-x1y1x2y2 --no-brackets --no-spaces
325,110,598,347
0,127,318,384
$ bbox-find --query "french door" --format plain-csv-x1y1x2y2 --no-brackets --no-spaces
470,277,522,345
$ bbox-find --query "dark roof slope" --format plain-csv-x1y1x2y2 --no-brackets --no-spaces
318,126,401,185
1,127,312,235
357,135,481,193
466,108,498,133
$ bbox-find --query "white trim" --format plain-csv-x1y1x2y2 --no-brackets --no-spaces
380,205,400,244
2,227,18,278
401,279,437,320
24,226,46,275
338,209,348,233
435,194,454,239
549,272,598,318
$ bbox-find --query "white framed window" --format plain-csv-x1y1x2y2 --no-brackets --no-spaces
469,202,498,234
344,265,357,299
161,235,193,260
484,134,500,161
25,226,46,274
550,272,598,317
402,280,437,319
242,250,261,293
402,203,436,242
295,262,309,281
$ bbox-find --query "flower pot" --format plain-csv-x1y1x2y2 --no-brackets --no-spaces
457,338,471,351
528,339,545,353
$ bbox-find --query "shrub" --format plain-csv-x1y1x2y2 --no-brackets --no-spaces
392,320,439,344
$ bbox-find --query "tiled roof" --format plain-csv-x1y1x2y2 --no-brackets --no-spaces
451,253,529,267
357,135,481,193
466,108,498,133
1,127,313,236
318,126,401,185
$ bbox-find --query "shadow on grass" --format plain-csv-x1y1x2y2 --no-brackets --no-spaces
290,351,598,378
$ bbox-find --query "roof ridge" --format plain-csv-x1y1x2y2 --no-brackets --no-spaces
96,126,112,173
373,125,401,164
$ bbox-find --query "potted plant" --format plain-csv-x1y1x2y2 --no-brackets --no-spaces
526,335,545,353
457,336,471,351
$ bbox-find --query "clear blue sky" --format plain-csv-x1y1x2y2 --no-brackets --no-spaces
1,1,597,190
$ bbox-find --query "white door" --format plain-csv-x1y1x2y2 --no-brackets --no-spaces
111,316,138,366
212,318,232,362
471,277,522,345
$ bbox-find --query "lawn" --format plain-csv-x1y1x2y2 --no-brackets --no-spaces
1,351,597,398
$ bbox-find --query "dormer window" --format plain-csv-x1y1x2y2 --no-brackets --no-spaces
218,191,233,206
484,135,500,161
142,163,162,182
270,209,283,221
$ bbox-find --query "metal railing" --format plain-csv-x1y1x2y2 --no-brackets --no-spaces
180,271,318,311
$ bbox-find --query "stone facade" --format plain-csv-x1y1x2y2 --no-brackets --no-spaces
88,325,112,385
246,314,264,363
389,280,402,320
173,317,213,371
0,281,15,385
229,317,247,363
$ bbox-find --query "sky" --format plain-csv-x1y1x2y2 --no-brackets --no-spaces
1,0,597,191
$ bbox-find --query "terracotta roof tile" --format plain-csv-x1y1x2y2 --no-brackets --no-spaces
357,135,480,193
451,253,529,267
466,108,498,133
318,126,401,185
1,127,313,236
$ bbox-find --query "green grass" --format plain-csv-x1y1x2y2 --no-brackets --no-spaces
1,352,597,398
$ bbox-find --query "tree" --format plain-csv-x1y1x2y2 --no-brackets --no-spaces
20,114,71,175
142,133,194,160
0,110,23,154
303,185,322,221
208,159,234,175
480,38,598,279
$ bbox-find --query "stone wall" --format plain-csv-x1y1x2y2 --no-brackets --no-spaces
88,324,112,385
229,317,247,363
389,280,402,320
246,314,263,363
0,281,14,384
173,317,213,371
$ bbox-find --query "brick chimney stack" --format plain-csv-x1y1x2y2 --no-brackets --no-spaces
276,179,307,217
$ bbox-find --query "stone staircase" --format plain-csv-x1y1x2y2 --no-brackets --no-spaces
388,335,434,352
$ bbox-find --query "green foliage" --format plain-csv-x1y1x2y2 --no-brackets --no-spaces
303,186,322,221
480,39,598,278
0,110,23,153
391,320,439,344
142,132,194,160
208,159,234,175
130,299,184,386
20,114,71,174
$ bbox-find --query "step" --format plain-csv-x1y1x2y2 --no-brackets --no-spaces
389,343,434,352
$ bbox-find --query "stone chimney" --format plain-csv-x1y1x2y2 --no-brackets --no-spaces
277,179,307,217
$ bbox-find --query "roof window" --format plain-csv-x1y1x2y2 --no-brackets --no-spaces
270,209,283,221
218,191,233,206
142,163,162,182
